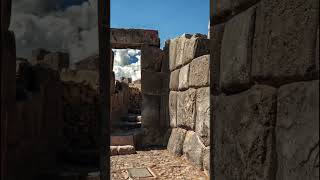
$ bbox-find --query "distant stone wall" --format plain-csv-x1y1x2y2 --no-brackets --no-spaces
210,0,319,179
166,34,210,174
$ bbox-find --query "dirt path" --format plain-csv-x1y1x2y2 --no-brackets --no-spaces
111,149,208,180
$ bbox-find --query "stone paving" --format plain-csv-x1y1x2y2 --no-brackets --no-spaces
111,149,208,180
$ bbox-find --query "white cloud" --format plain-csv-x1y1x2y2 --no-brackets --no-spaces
10,0,98,63
113,49,141,81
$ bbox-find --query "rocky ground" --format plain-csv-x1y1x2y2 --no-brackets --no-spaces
111,149,208,180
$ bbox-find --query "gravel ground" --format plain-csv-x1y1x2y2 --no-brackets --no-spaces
111,149,208,180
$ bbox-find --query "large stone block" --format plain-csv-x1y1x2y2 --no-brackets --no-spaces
183,131,205,169
43,52,70,71
141,70,168,95
220,6,255,93
213,85,277,179
169,91,178,128
252,0,319,85
177,88,196,130
141,45,163,72
1,0,11,30
167,128,187,156
276,80,319,180
110,28,160,49
175,34,192,68
210,24,225,95
178,64,189,90
189,55,210,88
195,87,210,146
169,69,180,91
183,34,210,65
141,94,160,127
210,0,259,24
169,38,178,71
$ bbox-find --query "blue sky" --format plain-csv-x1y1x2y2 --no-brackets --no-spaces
111,0,210,47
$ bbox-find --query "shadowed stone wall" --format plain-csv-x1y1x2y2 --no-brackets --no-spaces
210,0,319,179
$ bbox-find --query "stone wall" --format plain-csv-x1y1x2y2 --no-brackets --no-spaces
210,0,319,179
166,34,210,174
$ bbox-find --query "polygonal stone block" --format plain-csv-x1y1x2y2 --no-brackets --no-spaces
167,128,187,156
169,38,178,71
220,7,255,93
276,80,319,180
175,34,192,68
183,131,205,169
169,69,180,91
213,85,277,179
252,0,319,85
177,88,196,130
178,64,189,90
169,91,178,128
183,34,210,65
189,55,210,88
195,87,210,146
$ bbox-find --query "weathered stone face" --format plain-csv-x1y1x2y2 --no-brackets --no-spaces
189,55,210,88
178,64,189,90
110,28,160,49
220,6,255,93
213,85,277,179
169,38,178,71
169,91,178,128
175,34,192,68
252,0,319,84
167,128,187,156
169,69,180,91
141,45,164,72
195,87,210,146
183,131,205,169
141,70,168,95
276,80,319,180
183,34,210,65
177,88,196,130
